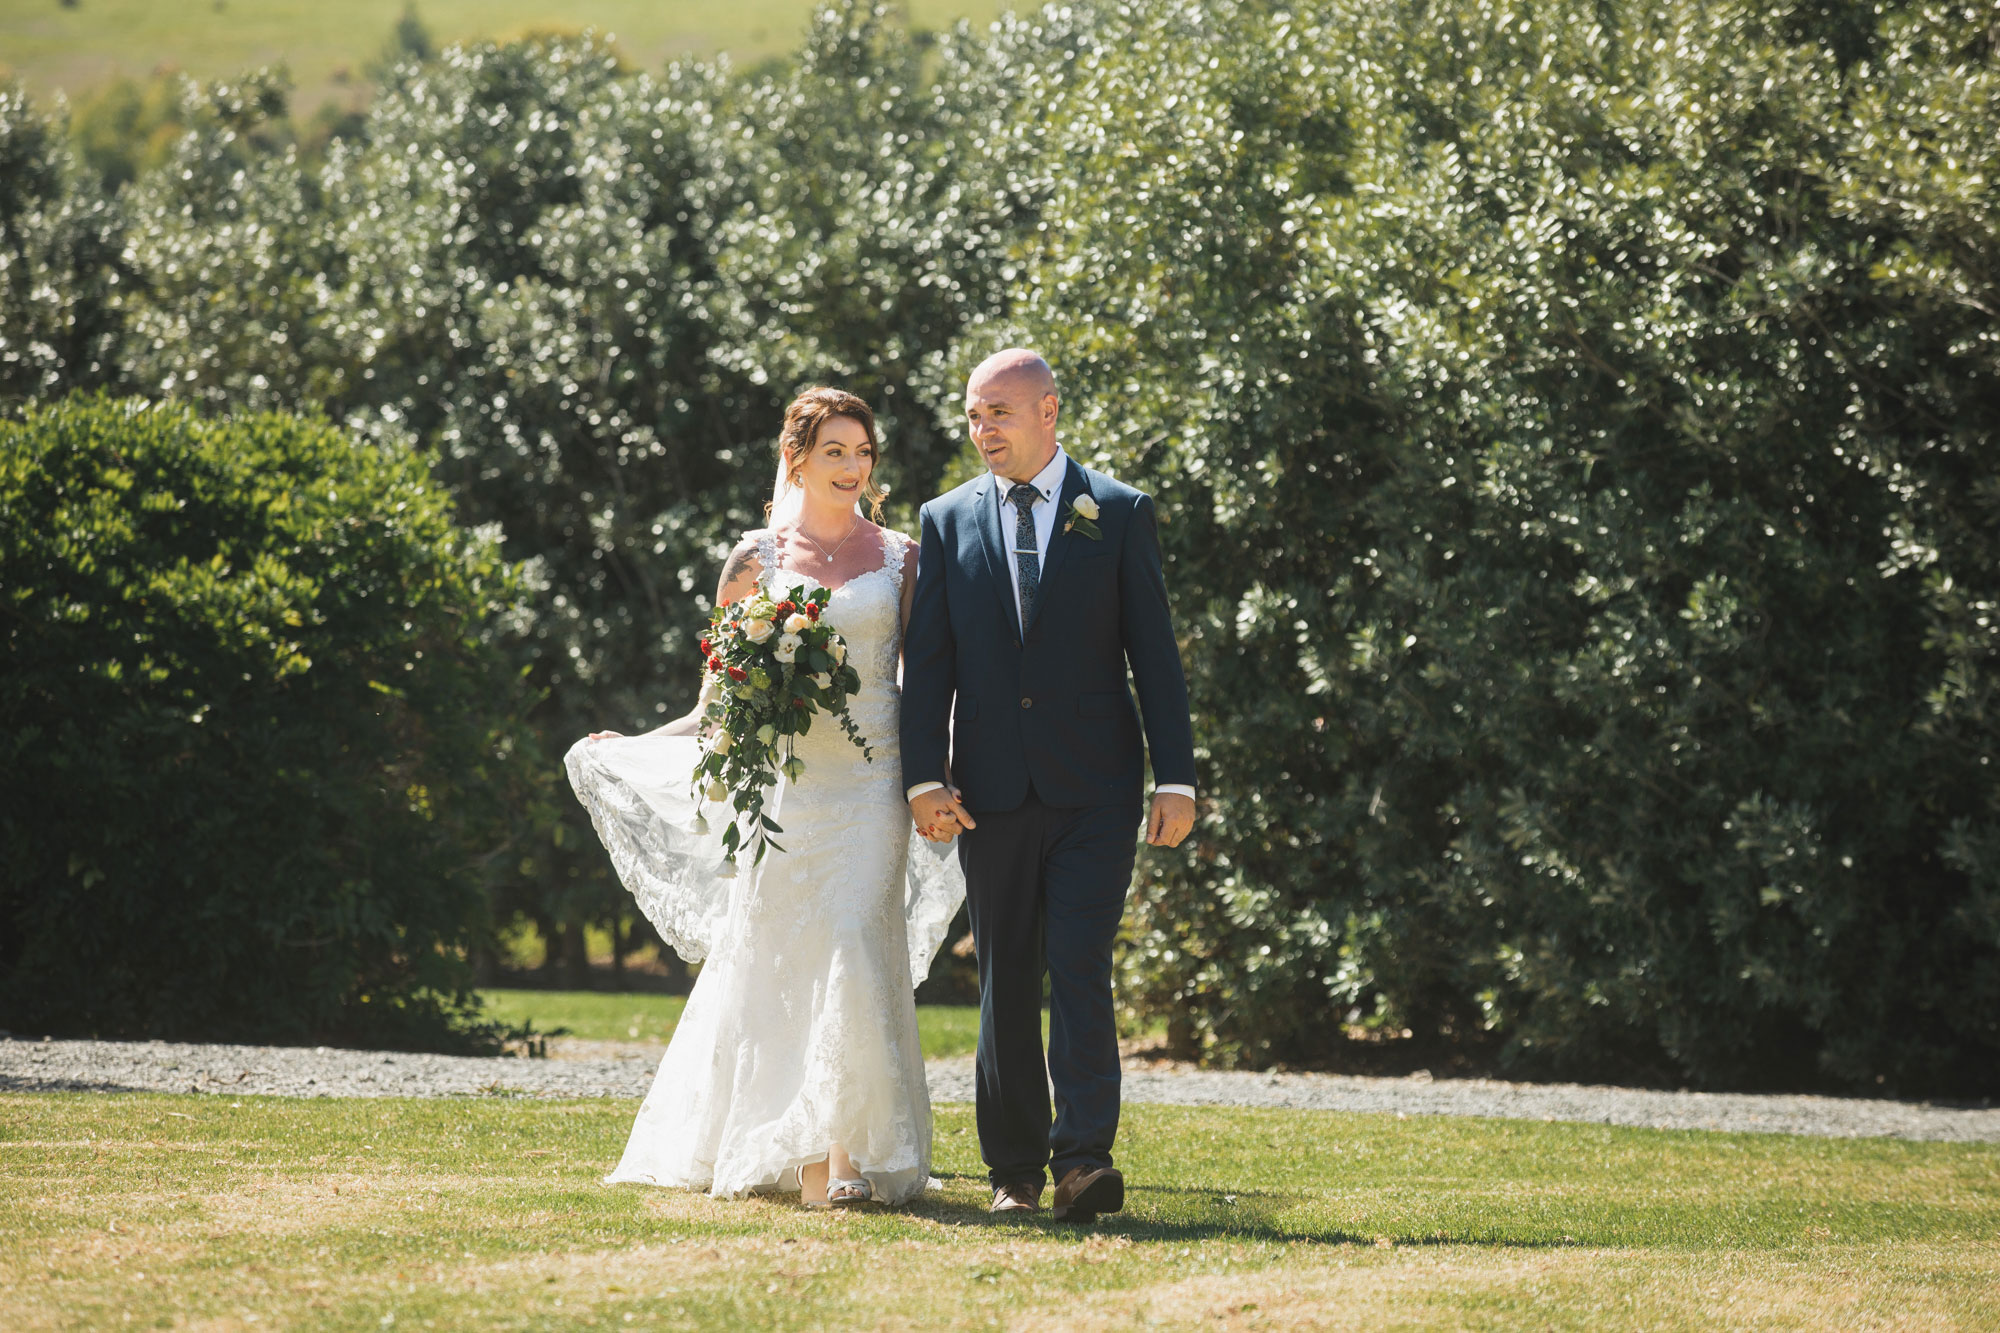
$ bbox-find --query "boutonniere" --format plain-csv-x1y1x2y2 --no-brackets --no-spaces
1063,493,1102,541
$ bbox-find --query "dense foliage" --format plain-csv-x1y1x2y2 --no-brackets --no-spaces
1015,0,2000,1093
2,0,1994,1088
0,397,534,1047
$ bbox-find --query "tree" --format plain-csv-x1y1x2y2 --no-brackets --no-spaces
1007,0,1999,1092
0,86,125,409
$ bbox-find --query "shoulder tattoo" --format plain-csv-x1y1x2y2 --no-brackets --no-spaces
722,541,760,588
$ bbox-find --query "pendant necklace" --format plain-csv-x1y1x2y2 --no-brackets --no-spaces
799,518,861,565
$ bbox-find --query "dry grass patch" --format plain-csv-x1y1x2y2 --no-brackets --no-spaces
2,1093,1996,1331
1002,1242,2000,1332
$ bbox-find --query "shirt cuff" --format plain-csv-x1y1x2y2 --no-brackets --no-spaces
905,781,947,803
1155,784,1197,800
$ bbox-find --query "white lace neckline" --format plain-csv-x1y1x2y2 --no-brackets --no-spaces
757,526,903,599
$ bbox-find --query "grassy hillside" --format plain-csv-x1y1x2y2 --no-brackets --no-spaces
0,0,1003,114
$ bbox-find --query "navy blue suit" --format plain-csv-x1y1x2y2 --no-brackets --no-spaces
900,455,1195,1189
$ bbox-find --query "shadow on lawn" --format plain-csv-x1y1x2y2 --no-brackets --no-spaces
912,1178,1570,1250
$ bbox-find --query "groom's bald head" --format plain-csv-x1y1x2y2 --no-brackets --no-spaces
968,348,1058,403
965,348,1061,483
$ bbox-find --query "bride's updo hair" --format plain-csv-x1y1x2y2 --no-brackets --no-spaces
773,386,888,523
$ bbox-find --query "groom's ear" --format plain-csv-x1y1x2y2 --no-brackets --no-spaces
1042,393,1060,426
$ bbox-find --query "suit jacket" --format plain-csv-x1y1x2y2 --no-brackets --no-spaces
899,455,1196,813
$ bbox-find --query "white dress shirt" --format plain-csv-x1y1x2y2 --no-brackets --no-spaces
906,447,1195,806
998,446,1072,632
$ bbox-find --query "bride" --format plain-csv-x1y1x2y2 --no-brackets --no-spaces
564,386,964,1209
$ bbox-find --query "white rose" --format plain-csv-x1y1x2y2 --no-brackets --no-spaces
742,617,775,644
1072,493,1100,520
774,632,803,663
704,779,729,802
829,638,846,664
783,613,810,635
711,730,732,755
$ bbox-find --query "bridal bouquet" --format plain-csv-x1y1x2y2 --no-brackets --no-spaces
692,583,871,868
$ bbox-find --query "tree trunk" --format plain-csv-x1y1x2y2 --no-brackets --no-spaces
561,914,590,988
533,913,562,981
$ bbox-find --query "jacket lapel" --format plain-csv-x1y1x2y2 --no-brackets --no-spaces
1024,458,1093,638
973,477,1023,644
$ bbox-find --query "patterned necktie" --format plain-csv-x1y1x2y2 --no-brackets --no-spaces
1008,482,1041,631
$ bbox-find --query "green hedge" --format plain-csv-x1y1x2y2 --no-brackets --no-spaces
0,396,536,1047
1009,0,2000,1093
2,0,1996,1090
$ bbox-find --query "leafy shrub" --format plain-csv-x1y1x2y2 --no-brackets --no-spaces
1009,0,2000,1093
0,395,537,1047
0,86,125,409
6,0,1997,1088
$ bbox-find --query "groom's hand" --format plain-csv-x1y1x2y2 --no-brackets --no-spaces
912,786,977,843
1146,791,1196,848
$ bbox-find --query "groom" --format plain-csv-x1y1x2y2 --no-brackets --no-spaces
901,349,1197,1221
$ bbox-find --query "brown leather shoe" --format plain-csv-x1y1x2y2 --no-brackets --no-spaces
1051,1165,1124,1223
989,1181,1043,1214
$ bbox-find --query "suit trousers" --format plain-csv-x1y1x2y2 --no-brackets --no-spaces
957,792,1142,1189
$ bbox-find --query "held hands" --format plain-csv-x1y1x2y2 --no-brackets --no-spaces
911,786,976,843
1146,791,1196,848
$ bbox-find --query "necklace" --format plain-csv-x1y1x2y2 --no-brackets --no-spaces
797,517,862,565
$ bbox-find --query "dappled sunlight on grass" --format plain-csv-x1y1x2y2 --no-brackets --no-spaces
2,1095,1995,1329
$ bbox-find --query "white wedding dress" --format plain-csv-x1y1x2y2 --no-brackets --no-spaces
563,525,964,1204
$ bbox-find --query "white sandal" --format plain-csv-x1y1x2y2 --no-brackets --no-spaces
827,1176,876,1209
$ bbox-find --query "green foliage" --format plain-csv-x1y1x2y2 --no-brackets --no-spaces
66,72,188,191
4,0,1996,1088
0,86,126,407
379,3,439,73
1011,0,2000,1092
0,396,539,1048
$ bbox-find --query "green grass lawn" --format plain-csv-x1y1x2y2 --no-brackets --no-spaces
0,0,1005,115
3,1093,1995,1330
478,988,1013,1061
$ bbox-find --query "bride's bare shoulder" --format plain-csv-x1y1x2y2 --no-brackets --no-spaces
718,530,769,600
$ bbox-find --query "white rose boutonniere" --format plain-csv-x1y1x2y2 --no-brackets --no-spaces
1064,492,1102,540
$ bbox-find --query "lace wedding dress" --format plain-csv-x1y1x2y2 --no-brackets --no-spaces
563,525,964,1204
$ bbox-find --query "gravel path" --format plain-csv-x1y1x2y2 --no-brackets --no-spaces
4,1036,1994,1142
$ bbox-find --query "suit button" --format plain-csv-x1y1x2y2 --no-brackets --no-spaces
1021,697,1033,709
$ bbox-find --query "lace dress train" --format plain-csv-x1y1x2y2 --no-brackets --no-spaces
564,526,964,1203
